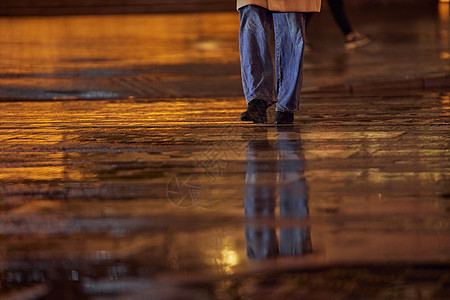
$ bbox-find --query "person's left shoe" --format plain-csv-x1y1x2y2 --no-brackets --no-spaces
275,111,294,124
240,99,268,124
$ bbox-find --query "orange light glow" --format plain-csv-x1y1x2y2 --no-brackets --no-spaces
0,13,240,75
439,2,450,22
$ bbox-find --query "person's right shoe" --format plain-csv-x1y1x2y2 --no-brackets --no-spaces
345,32,370,50
275,111,294,124
240,99,268,124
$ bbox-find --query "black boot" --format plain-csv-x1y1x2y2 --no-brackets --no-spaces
275,111,294,124
240,99,268,124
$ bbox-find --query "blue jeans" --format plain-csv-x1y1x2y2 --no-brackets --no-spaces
239,5,306,112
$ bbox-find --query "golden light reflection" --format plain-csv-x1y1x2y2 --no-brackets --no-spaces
438,2,449,54
307,168,449,185
0,103,89,182
0,166,65,181
0,13,240,74
440,94,450,104
440,93,450,114
215,247,240,274
301,131,405,140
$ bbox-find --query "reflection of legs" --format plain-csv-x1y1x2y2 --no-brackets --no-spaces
276,127,312,255
279,179,312,256
244,138,279,259
245,226,279,259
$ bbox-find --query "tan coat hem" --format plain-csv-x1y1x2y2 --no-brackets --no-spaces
237,0,321,12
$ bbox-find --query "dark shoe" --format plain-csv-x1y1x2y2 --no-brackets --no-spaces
240,99,268,124
275,111,294,124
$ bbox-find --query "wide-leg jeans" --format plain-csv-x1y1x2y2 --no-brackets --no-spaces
239,5,306,113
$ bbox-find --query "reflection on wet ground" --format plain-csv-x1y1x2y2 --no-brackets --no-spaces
244,127,311,260
0,91,449,298
0,14,238,70
0,13,241,99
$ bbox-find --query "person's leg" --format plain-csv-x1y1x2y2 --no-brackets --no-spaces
327,0,371,50
327,0,353,36
273,12,306,123
239,5,276,110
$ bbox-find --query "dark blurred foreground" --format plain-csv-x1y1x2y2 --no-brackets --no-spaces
1,0,236,15
0,0,440,15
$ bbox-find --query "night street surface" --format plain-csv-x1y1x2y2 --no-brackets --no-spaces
0,1,450,299
1,91,449,299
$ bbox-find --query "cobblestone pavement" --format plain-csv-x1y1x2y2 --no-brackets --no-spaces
0,1,449,299
0,90,449,299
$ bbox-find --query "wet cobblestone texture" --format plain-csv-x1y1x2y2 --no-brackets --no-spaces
199,265,450,300
0,0,449,299
0,91,449,299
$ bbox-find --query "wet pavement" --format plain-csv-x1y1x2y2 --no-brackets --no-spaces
1,91,449,299
0,1,450,299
